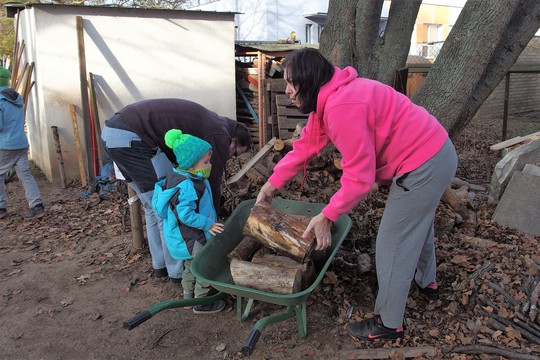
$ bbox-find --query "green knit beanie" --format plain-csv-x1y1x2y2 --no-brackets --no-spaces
164,129,212,170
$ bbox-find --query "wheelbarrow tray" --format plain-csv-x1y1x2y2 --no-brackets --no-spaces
191,198,352,307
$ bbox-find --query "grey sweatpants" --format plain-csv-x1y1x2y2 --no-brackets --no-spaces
374,138,457,328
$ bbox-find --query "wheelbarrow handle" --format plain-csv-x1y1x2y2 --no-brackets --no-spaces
241,329,261,356
124,310,152,330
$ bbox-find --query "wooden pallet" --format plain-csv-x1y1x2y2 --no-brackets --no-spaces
276,94,309,139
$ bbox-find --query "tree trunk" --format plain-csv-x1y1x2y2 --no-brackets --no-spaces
319,0,357,68
321,0,421,85
320,0,540,138
411,0,540,138
352,0,385,78
369,0,421,85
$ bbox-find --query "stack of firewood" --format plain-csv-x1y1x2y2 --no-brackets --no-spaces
227,201,317,294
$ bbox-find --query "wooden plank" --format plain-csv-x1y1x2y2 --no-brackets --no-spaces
276,94,293,106
227,137,276,185
276,93,309,139
489,131,540,151
278,116,308,129
265,78,286,92
277,107,307,116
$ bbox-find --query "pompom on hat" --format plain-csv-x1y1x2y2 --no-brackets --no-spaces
164,129,212,170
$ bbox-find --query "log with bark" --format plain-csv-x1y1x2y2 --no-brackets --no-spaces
243,201,315,263
230,258,302,294
227,236,264,262
273,123,304,152
251,252,316,289
441,185,470,221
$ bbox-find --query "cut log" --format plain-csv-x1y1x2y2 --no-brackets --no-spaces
274,123,304,152
230,258,302,294
273,138,295,152
333,154,342,171
251,252,315,289
340,346,436,359
441,185,469,221
243,201,316,263
227,236,263,262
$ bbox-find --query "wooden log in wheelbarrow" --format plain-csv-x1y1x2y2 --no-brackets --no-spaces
242,200,316,263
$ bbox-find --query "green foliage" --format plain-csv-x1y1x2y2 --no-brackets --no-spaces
0,17,14,61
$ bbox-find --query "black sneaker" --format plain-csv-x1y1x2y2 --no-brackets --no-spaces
26,204,46,219
153,268,168,282
0,208,7,219
192,299,225,314
418,281,440,301
346,315,404,341
169,277,182,286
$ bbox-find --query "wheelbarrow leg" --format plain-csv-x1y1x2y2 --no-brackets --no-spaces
241,306,295,356
236,296,255,322
294,302,307,337
124,292,225,330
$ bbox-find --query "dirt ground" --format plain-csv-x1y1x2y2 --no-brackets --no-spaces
1,113,539,360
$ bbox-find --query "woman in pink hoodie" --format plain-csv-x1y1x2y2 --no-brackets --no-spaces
256,48,457,341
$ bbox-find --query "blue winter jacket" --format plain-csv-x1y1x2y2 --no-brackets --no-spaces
152,168,217,261
0,87,28,150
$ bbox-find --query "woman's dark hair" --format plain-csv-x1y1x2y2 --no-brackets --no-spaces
233,121,252,148
283,48,334,113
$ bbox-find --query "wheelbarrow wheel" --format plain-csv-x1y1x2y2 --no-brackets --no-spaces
241,329,261,356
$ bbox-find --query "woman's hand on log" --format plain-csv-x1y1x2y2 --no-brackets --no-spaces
303,212,332,250
209,222,224,236
256,181,276,204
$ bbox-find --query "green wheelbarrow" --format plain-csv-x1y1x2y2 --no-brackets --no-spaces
124,198,352,356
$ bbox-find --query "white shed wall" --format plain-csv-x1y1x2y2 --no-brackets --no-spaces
17,5,236,184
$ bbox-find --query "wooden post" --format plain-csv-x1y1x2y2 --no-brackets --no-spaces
502,72,510,141
88,72,105,168
51,126,66,188
69,104,88,188
257,51,267,148
127,186,145,250
76,16,94,183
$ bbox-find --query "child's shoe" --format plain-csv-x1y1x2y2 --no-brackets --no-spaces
183,292,194,309
0,208,7,219
193,299,225,314
153,268,168,282
26,204,46,219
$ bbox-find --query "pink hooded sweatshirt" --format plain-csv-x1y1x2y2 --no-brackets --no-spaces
268,66,449,222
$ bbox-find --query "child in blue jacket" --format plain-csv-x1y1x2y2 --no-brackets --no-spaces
152,129,225,314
